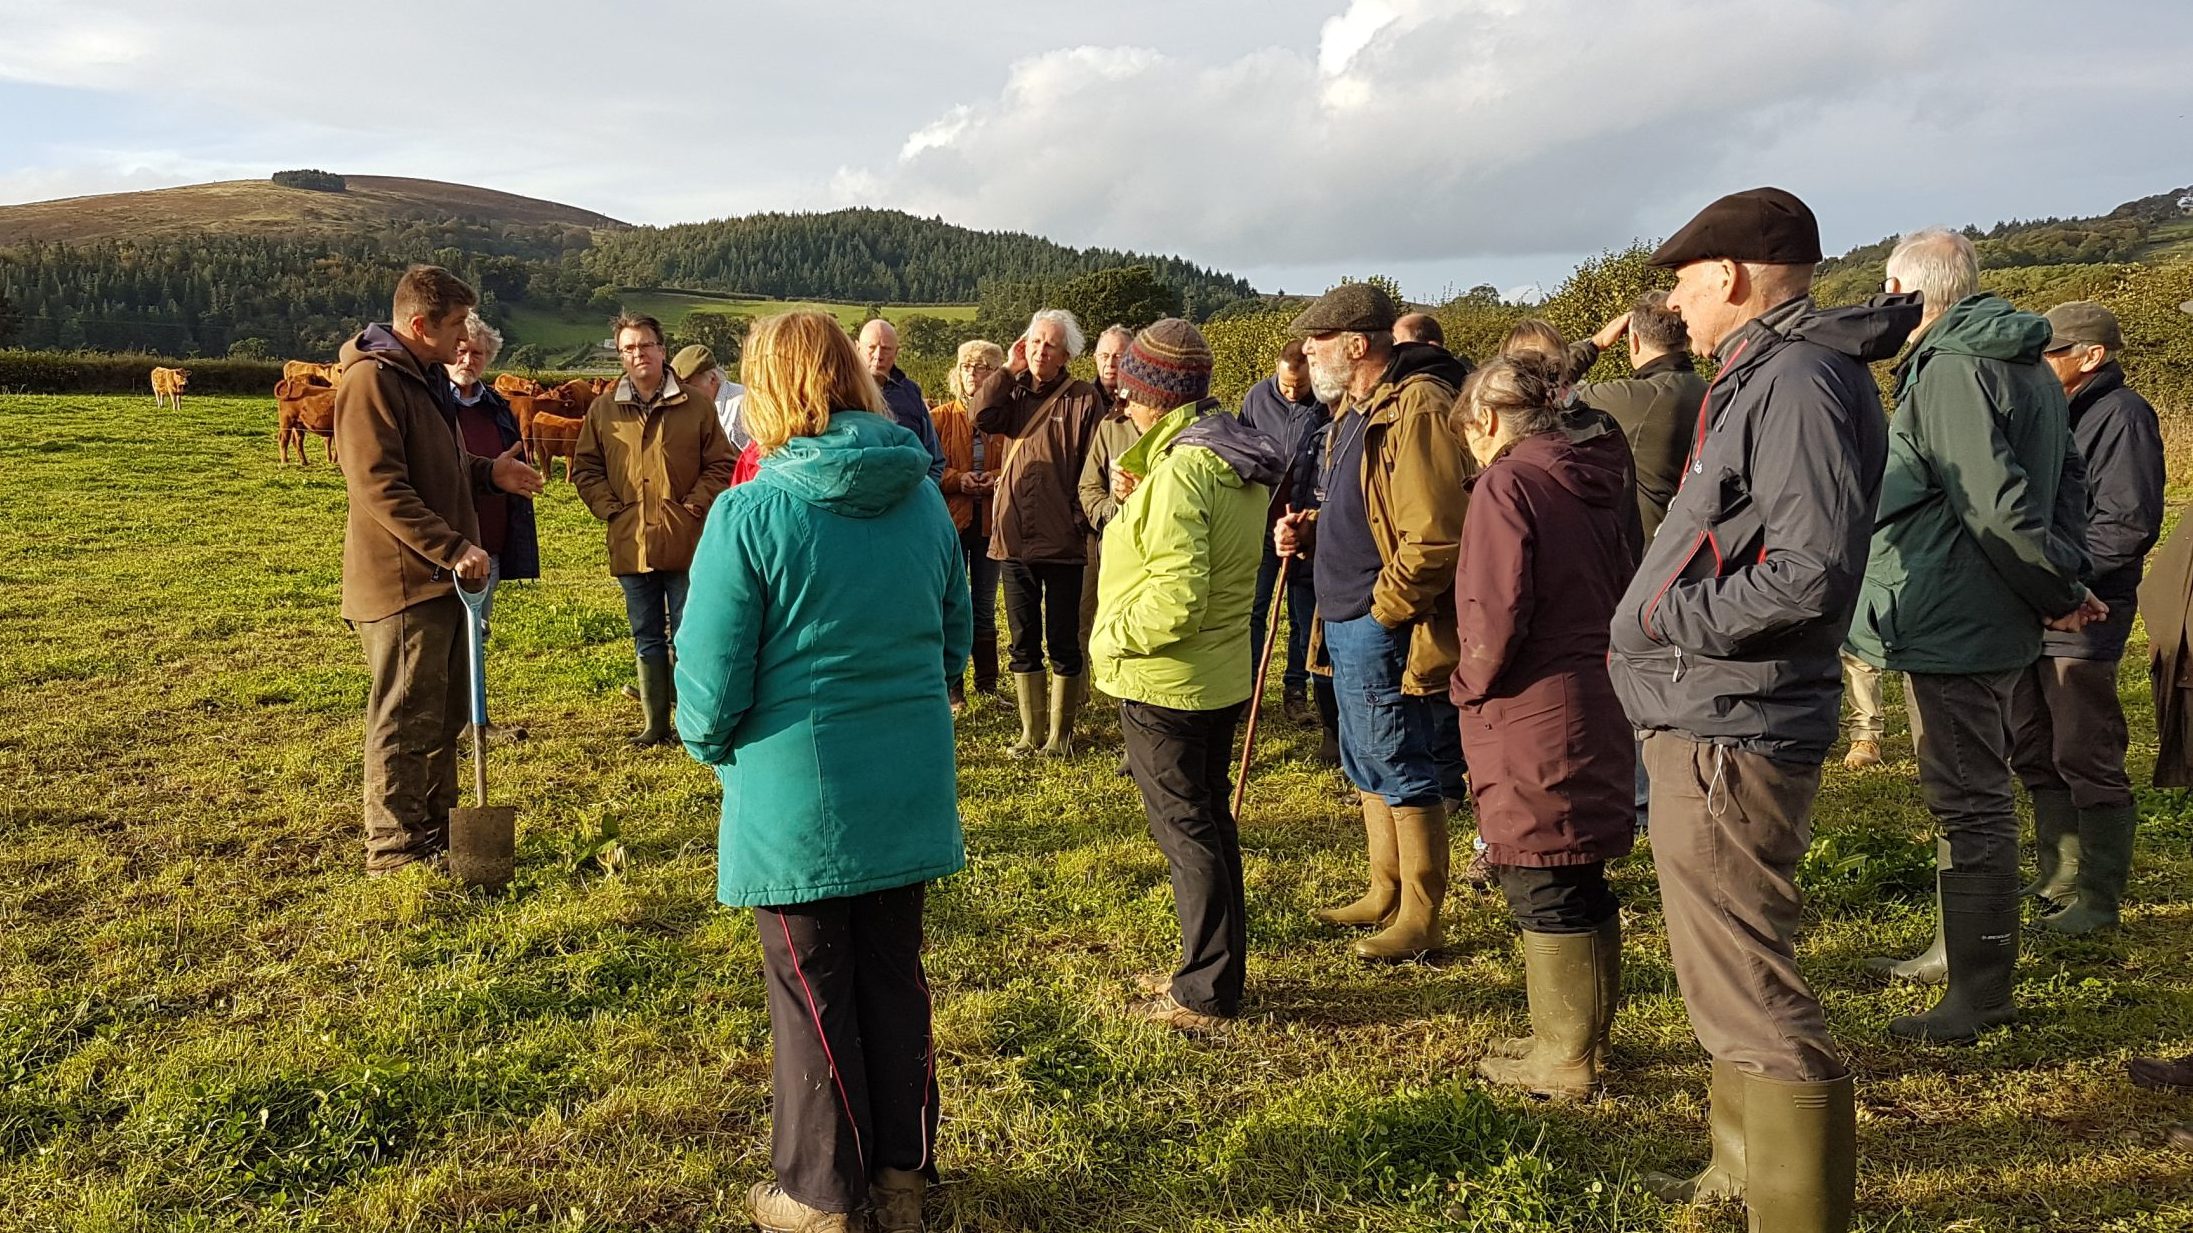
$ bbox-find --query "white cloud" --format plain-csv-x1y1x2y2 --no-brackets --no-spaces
0,1,2189,298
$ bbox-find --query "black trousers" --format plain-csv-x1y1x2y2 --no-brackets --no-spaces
1001,559,1085,675
756,884,937,1214
1121,699,1248,1017
1496,862,1618,933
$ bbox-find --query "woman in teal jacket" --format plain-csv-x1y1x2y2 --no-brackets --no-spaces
675,312,969,1233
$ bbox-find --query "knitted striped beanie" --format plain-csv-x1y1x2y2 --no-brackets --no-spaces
1118,318,1213,410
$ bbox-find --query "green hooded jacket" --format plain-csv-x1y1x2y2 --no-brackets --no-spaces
1091,402,1284,711
675,410,971,908
1846,294,2088,675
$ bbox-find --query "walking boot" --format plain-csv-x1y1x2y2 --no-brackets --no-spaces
1740,1071,1857,1233
1314,792,1400,927
1354,801,1448,962
1889,870,2018,1044
1863,838,1949,985
1039,672,1083,757
630,655,674,748
1476,921,1615,1100
948,678,967,714
1642,1059,1747,1203
2041,804,2136,935
1842,738,1882,770
2130,1053,2193,1091
870,1166,928,1233
1283,684,1312,725
971,639,1000,698
1008,672,1046,757
744,1181,852,1232
2020,788,2080,908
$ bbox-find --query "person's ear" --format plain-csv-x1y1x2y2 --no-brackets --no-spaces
2083,347,2108,375
1718,259,1744,305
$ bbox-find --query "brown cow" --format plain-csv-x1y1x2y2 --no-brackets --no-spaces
281,359,340,386
274,377,338,466
527,410,586,483
151,366,190,408
492,373,543,398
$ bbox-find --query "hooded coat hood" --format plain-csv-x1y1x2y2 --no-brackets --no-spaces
1503,423,1628,511
339,323,455,414
757,410,931,518
1388,340,1473,389
1178,407,1287,488
1905,293,2054,368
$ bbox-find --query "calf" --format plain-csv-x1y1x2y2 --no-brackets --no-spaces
527,410,585,483
151,366,190,408
492,373,544,398
274,377,338,466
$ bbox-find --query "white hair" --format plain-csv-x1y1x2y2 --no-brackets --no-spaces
1887,227,1980,309
1027,309,1086,358
1096,324,1134,351
462,310,503,360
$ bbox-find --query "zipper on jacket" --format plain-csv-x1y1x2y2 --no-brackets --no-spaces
1685,337,1752,481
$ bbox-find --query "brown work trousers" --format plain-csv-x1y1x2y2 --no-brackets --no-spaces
2010,656,2134,810
1644,732,1845,1083
357,593,467,873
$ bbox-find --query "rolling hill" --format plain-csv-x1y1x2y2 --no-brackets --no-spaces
0,175,624,245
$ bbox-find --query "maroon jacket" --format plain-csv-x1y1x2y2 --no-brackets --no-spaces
1451,425,1639,868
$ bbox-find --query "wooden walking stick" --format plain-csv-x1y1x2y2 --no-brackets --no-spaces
1233,551,1294,820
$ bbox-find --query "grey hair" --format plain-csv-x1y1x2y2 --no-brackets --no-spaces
1027,309,1086,358
1096,324,1135,351
1886,227,1980,309
462,310,503,360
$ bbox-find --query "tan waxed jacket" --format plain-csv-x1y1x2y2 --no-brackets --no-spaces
571,375,736,575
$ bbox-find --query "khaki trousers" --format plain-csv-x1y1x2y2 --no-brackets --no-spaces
1840,649,1885,742
357,594,467,872
1644,732,1844,1083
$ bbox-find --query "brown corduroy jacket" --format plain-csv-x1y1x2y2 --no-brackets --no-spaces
571,375,736,575
333,327,501,623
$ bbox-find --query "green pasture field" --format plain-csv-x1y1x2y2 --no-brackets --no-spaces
500,294,978,354
2,394,2189,1231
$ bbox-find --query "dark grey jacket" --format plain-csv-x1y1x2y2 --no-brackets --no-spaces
2045,362,2166,660
1576,351,1707,541
1608,294,1923,764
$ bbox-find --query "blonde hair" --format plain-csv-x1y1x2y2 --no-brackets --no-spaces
742,312,886,453
1499,318,1568,362
950,339,1006,401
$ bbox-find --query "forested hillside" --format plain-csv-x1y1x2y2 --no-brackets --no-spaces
580,207,1255,316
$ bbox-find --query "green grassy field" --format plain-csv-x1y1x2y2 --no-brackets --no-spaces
501,294,977,354
2,394,2190,1232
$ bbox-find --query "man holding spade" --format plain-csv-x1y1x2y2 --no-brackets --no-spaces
335,264,543,878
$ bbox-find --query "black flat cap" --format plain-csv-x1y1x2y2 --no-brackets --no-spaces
1289,282,1400,334
1648,187,1823,269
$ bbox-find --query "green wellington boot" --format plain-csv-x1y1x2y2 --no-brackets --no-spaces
1353,802,1449,962
2041,804,2137,935
1889,870,2018,1044
1642,1059,1747,1202
1740,1071,1857,1233
1863,838,1949,985
1315,793,1400,927
2020,788,2080,908
1007,672,1046,757
1489,915,1621,1068
1039,672,1084,758
1476,920,1618,1099
630,655,674,748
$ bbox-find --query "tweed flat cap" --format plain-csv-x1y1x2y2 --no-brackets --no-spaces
2044,301,2123,351
669,344,717,380
1649,187,1823,269
1288,282,1400,334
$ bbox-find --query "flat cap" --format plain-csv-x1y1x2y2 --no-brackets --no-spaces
1649,187,1823,269
669,344,717,380
1289,282,1400,334
2044,301,2123,351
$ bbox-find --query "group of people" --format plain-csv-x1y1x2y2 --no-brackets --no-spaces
328,177,2186,1233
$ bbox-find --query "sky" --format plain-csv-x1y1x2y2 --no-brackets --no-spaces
1,0,2190,302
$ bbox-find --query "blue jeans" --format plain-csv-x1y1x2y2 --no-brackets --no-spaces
1249,546,1317,691
618,570,690,661
1322,612,1444,807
